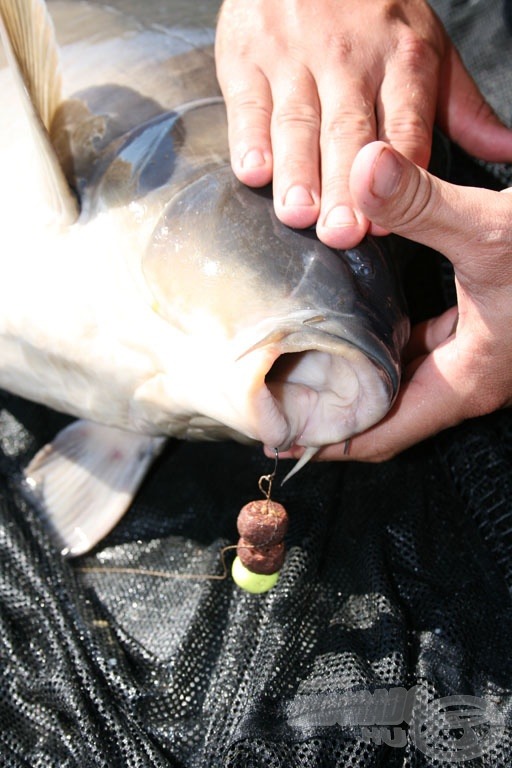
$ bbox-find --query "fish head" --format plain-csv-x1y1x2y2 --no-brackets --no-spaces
79,94,408,452
142,165,409,451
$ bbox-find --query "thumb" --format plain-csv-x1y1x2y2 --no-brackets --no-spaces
349,141,510,269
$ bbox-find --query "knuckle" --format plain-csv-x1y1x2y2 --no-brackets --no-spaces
466,202,512,266
455,98,502,149
218,73,269,107
323,31,355,63
321,102,375,143
230,97,272,124
382,110,431,148
469,97,498,125
227,101,272,145
272,102,321,133
477,227,512,258
393,27,443,69
367,447,399,463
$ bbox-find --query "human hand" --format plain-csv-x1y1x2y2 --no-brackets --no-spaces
281,141,512,463
215,0,512,249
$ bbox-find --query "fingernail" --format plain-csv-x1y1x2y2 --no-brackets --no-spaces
240,148,266,169
283,185,315,207
371,147,402,199
323,205,357,229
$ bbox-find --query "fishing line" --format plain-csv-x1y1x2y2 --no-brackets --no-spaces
77,449,289,593
76,545,237,582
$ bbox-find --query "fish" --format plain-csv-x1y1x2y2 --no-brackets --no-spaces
0,0,409,556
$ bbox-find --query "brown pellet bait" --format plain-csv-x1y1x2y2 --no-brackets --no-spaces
231,450,289,592
236,499,289,545
236,537,286,574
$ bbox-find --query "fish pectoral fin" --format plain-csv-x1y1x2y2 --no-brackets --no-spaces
0,0,78,226
24,420,166,557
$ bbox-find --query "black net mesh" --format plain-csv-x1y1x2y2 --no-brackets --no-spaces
2,0,512,766
3,396,512,766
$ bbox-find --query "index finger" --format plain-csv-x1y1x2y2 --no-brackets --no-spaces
215,61,274,188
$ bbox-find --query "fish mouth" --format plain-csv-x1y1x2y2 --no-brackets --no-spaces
240,325,396,452
158,320,398,455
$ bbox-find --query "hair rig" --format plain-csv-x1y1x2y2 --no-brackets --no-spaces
231,449,289,594
77,452,289,593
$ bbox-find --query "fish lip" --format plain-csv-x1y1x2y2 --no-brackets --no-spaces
240,317,399,395
298,320,403,400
